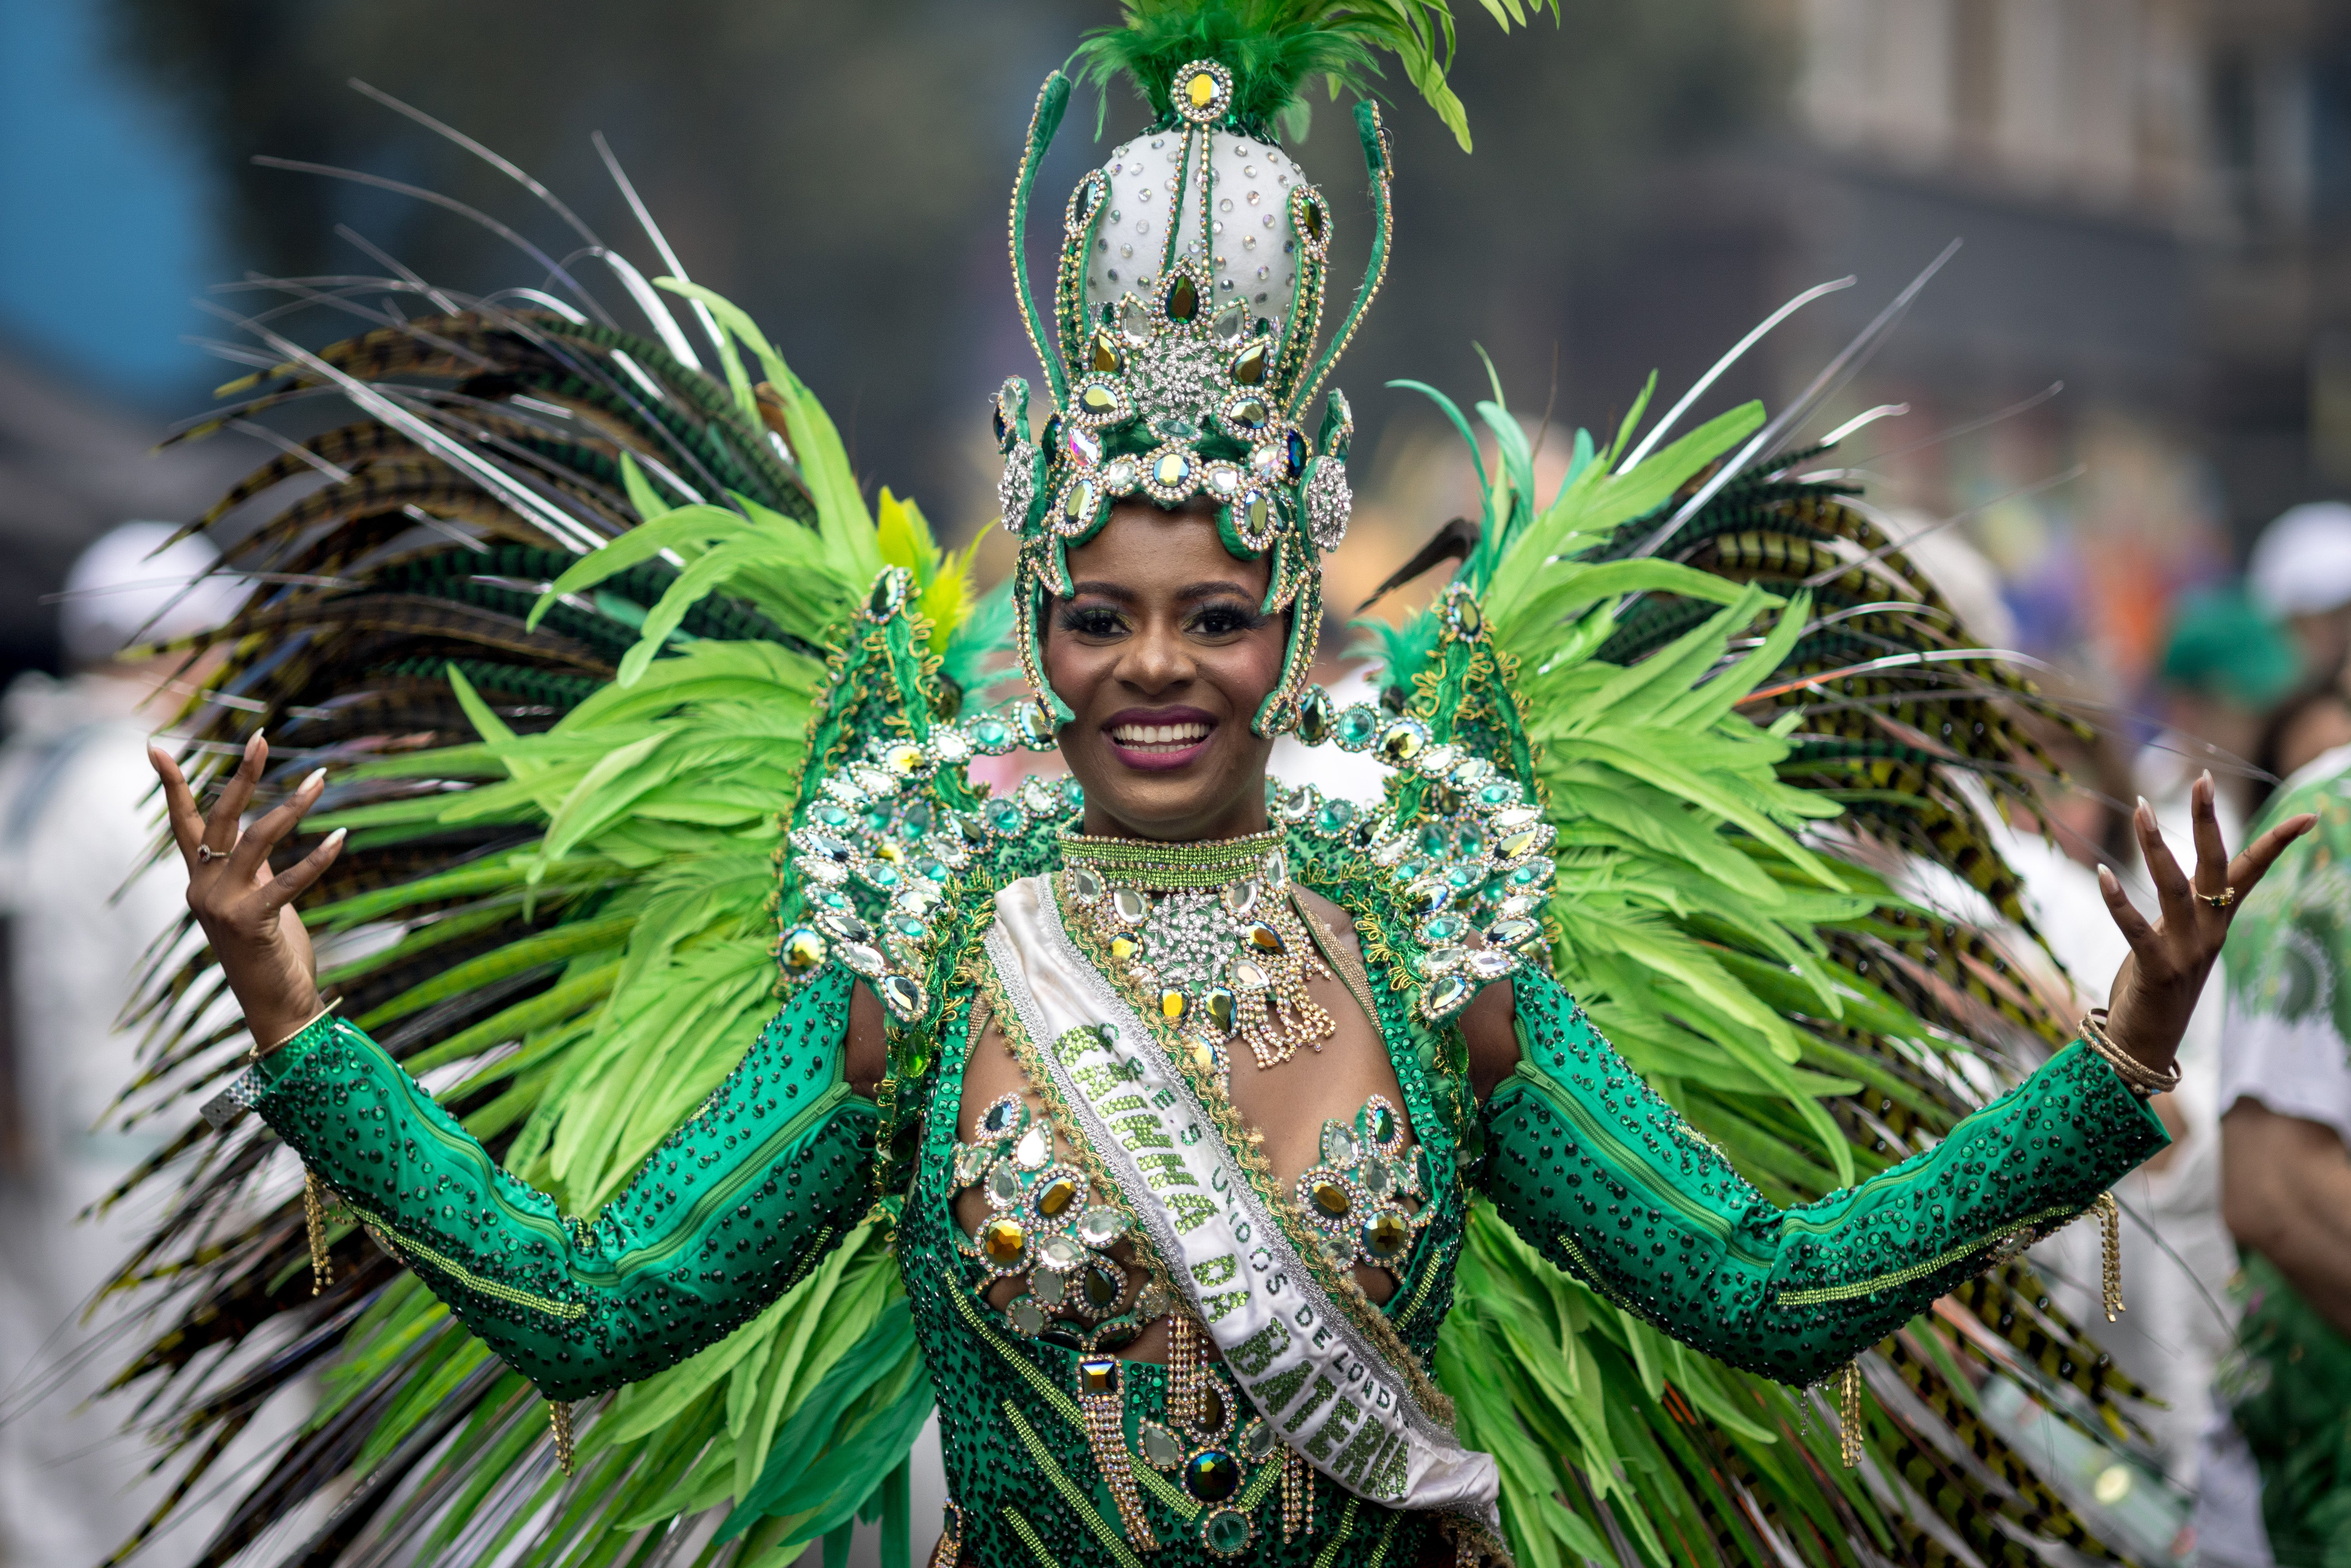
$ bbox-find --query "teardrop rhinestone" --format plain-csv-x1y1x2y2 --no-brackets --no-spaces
1168,274,1199,321
1230,339,1268,385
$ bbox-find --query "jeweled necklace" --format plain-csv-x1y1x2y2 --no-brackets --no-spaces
1060,827,1334,1070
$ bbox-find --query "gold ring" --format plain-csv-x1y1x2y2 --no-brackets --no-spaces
2197,885,2236,909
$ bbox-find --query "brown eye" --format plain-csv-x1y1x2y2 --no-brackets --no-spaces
1190,602,1261,638
1058,605,1127,638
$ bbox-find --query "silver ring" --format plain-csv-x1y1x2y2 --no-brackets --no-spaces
196,844,218,863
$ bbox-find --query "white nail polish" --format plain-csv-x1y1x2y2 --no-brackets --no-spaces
301,768,327,793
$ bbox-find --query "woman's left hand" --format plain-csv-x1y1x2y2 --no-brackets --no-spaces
2099,770,2315,1073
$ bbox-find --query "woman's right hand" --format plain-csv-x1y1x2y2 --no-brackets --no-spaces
150,733,346,1052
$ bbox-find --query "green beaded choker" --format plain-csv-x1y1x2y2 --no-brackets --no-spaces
1058,826,1283,889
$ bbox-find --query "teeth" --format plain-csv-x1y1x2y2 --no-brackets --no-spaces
1109,721,1211,749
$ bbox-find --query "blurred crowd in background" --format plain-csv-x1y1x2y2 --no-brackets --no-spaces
11,1,2351,1564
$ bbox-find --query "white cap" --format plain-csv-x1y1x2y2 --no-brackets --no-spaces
1085,131,1304,320
59,522,248,665
2249,502,2351,618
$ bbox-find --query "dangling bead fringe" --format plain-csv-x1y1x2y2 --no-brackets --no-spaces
548,1399,574,1475
302,1170,332,1295
1838,1361,1865,1468
2096,1190,2125,1322
1078,1367,1155,1549
1281,1445,1313,1541
1169,1312,1200,1430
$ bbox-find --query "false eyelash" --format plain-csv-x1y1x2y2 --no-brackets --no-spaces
1055,605,1127,635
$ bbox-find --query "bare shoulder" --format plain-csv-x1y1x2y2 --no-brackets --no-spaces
1291,884,1365,959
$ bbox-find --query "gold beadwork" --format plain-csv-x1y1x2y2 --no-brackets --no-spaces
1060,827,1282,889
2096,1191,2125,1322
1838,1361,1864,1468
1281,1444,1313,1541
548,1398,574,1476
1076,1359,1156,1548
302,1169,332,1295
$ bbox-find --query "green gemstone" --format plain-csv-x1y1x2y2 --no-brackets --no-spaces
1203,1508,1252,1556
1296,687,1333,746
1154,451,1190,489
1080,383,1123,416
1377,721,1425,764
1314,800,1355,835
1230,339,1268,386
1168,274,1199,321
1334,705,1380,748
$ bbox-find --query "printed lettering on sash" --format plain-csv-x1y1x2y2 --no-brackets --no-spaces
984,876,1501,1528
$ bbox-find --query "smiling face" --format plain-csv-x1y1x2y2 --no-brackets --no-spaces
1043,501,1287,842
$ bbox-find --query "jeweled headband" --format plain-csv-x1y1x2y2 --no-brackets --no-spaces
995,62,1392,737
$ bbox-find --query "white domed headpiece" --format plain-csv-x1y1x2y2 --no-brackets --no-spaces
994,59,1384,738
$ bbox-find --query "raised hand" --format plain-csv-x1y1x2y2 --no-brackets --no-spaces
2098,770,2315,1074
149,733,346,1053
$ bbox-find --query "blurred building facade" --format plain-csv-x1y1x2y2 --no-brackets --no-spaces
1764,0,2351,694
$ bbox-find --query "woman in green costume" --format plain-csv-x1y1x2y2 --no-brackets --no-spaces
113,5,2313,1566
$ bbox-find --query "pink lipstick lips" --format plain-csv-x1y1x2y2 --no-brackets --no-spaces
1103,706,1216,771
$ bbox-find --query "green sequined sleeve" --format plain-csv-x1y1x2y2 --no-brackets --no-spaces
246,967,875,1400
1479,972,2168,1385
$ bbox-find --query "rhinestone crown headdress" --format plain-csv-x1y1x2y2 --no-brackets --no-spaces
996,62,1393,737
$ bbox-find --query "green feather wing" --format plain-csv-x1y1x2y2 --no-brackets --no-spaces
103,263,979,1566
1371,380,2150,1566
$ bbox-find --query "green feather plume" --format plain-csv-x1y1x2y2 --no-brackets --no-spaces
1070,0,1560,150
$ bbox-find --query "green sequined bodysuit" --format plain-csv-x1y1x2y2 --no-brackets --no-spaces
244,838,2167,1568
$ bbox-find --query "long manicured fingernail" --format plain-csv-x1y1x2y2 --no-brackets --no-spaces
300,768,327,794
324,828,347,850
2136,795,2155,824
2098,863,2118,891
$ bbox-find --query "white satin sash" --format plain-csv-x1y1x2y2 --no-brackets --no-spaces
984,874,1501,1526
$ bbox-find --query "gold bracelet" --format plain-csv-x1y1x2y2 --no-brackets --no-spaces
250,1001,339,1062
2078,1009,2180,1098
